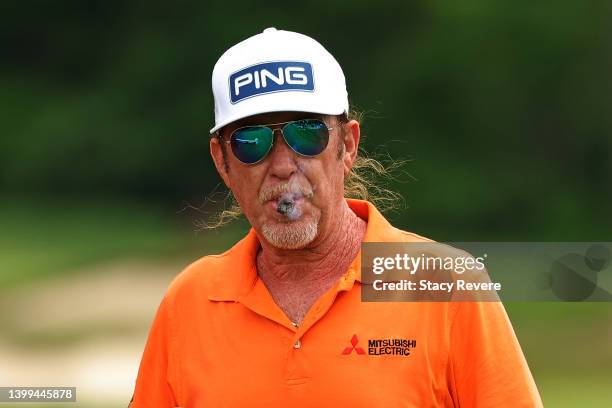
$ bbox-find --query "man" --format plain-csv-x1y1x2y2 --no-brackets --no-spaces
130,28,542,407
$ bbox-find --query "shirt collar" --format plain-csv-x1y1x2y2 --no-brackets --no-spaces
208,199,394,301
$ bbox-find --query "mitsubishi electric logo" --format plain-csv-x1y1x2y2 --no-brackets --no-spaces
229,61,314,103
341,334,365,355
341,335,417,356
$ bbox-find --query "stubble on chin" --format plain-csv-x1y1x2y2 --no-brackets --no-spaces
261,215,320,249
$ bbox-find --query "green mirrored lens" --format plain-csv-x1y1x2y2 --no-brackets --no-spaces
230,126,273,164
282,119,329,156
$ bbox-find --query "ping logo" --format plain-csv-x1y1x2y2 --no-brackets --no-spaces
229,61,314,103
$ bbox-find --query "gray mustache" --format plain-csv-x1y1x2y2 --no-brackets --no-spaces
258,181,313,204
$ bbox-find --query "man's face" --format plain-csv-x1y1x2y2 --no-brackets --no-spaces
210,111,355,250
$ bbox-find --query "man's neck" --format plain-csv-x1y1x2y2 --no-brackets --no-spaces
257,200,367,283
256,200,367,323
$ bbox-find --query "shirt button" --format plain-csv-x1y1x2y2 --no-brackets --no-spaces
294,339,302,349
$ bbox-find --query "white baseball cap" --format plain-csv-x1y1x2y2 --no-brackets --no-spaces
210,27,349,134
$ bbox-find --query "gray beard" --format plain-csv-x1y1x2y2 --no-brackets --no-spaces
261,219,319,249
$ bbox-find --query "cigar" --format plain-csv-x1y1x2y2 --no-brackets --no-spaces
277,198,295,216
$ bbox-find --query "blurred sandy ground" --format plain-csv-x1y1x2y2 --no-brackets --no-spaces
0,259,181,407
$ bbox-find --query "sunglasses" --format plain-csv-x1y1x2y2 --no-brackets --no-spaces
221,118,333,164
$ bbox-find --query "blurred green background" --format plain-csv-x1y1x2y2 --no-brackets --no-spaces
1,0,610,406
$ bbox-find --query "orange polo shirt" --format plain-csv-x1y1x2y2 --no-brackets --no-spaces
130,199,542,407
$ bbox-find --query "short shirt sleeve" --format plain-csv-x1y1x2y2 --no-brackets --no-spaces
129,296,179,407
447,302,543,407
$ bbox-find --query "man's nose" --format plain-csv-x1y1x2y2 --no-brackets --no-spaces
266,130,298,180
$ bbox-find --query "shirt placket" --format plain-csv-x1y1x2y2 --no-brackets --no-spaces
238,265,360,384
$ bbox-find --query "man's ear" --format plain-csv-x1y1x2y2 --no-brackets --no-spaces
341,120,360,176
210,136,232,188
